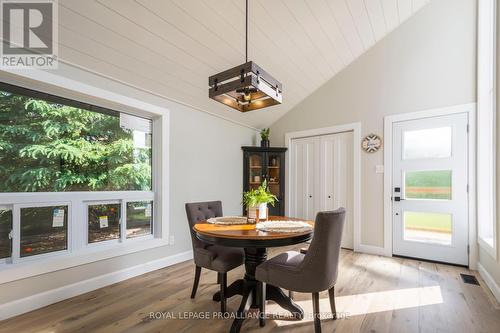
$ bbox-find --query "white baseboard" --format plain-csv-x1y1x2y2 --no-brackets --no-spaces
478,262,500,304
0,250,193,321
355,244,389,256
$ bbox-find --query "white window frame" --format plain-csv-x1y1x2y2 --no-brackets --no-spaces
477,0,497,258
0,68,170,284
0,205,13,264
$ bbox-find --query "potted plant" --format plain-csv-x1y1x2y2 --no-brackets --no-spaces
243,180,278,221
260,128,270,147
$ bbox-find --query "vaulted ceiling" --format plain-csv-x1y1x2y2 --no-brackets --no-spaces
56,0,429,128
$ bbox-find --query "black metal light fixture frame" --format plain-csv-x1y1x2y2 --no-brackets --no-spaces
208,0,282,112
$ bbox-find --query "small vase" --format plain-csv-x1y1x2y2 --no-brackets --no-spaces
261,139,270,147
247,203,268,221
257,203,267,219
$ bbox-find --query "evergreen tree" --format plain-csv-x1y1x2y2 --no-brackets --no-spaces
0,90,152,192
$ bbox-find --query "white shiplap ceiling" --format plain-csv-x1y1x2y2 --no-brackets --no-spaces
54,0,429,128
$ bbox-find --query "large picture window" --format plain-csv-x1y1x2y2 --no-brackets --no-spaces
477,0,497,258
0,86,152,192
0,82,156,265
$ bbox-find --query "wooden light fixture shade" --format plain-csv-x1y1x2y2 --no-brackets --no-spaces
209,61,282,112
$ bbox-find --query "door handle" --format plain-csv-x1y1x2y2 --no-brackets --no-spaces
393,197,405,202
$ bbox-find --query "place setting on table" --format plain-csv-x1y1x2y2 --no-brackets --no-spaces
189,180,318,333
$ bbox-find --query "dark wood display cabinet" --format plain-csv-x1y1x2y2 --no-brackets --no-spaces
242,146,287,216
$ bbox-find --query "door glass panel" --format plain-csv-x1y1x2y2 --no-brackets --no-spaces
267,153,281,197
405,170,452,200
20,206,68,257
126,201,153,239
249,153,263,189
403,127,452,160
404,211,452,245
88,203,121,243
0,208,12,259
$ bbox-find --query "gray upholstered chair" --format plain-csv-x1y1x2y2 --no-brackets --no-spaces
185,201,244,312
255,208,346,332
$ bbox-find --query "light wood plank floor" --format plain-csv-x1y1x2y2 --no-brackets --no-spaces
1,246,500,333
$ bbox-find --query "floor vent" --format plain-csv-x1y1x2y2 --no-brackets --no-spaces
460,274,480,285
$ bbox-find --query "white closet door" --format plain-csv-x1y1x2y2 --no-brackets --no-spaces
290,137,318,221
319,132,354,249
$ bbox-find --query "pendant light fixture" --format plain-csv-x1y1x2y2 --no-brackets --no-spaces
208,0,282,112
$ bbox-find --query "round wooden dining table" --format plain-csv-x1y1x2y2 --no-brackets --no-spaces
194,216,314,333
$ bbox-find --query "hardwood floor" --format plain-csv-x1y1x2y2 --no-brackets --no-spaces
1,246,500,333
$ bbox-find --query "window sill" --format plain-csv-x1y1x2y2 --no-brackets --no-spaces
0,237,170,284
479,237,497,260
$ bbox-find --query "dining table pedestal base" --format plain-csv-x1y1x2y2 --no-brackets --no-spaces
212,247,304,333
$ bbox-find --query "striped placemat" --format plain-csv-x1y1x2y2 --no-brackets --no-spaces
206,216,249,225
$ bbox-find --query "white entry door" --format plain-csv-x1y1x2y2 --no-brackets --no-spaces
392,113,468,265
289,132,354,249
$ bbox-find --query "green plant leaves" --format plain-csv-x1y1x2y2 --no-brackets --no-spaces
242,179,278,208
260,128,270,140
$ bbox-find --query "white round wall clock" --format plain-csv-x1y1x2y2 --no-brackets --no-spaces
361,134,382,153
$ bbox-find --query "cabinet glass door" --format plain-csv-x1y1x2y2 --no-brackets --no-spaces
266,153,282,198
248,153,264,189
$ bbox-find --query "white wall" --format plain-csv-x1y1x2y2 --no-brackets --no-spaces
269,0,477,248
0,63,257,305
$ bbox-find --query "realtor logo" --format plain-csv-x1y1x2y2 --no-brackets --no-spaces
1,0,58,68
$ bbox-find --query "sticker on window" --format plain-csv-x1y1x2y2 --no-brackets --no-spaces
52,208,65,227
99,216,109,228
145,204,152,217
